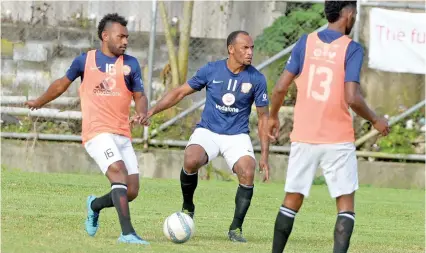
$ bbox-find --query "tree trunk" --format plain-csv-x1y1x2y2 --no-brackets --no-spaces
177,0,194,84
159,1,180,87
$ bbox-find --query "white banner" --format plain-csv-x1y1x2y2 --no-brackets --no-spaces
368,8,426,75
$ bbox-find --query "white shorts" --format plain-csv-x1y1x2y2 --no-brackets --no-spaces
186,127,255,171
84,133,139,175
284,142,358,198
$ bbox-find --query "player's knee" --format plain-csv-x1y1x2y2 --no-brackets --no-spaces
235,157,255,177
109,162,128,175
248,167,255,180
183,156,203,173
234,161,255,186
336,193,355,213
242,166,255,181
283,193,304,211
106,161,128,183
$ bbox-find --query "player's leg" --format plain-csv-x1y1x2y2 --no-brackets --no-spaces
220,133,256,242
320,143,358,253
118,135,141,202
88,178,137,221
272,142,319,253
84,133,121,237
333,193,355,253
83,133,148,244
89,176,137,214
181,128,219,218
229,155,255,243
126,174,139,202
89,144,139,215
113,135,149,244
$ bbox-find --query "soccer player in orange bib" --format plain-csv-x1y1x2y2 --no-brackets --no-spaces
267,2,389,252
25,13,150,244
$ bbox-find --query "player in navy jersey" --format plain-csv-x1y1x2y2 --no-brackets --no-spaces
144,31,270,242
269,2,389,252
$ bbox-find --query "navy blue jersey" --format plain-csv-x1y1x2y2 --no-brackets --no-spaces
66,50,144,92
188,59,269,135
286,29,364,83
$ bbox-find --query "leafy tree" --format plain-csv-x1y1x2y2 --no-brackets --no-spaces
254,3,327,104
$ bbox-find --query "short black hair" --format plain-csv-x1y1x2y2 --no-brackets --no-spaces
97,13,128,41
324,1,357,23
226,30,249,52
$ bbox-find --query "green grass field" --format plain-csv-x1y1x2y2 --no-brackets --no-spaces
1,169,424,253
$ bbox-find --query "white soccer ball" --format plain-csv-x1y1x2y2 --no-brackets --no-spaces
163,212,195,243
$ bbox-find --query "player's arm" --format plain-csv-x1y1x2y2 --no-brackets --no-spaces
267,70,296,141
345,82,389,135
258,106,270,182
148,64,209,117
268,36,304,141
128,61,149,125
269,70,296,118
133,92,148,116
25,76,73,110
148,83,197,116
269,35,304,120
253,74,271,181
132,91,150,126
344,43,389,135
345,82,377,122
344,43,376,122
257,105,270,161
25,54,83,110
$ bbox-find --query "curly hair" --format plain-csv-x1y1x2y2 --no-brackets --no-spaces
97,13,128,41
324,1,357,23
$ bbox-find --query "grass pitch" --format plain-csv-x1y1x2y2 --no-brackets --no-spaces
1,169,424,253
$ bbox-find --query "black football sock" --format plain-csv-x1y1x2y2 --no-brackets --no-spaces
229,184,253,230
180,168,198,212
333,211,355,253
111,183,135,235
272,205,298,253
90,192,114,213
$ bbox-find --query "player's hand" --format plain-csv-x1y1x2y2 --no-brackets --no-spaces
25,100,42,110
372,116,390,136
267,116,280,143
139,112,151,126
139,110,154,126
259,157,270,182
131,113,151,126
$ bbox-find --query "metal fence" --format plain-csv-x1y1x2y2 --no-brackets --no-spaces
1,0,425,161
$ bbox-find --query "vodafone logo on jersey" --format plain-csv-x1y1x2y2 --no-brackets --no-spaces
222,93,235,106
216,93,239,113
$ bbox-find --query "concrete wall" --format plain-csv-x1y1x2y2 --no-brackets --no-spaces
1,139,424,189
359,7,425,115
0,23,223,100
0,1,285,39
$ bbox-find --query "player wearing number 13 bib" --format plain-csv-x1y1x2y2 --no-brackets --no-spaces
267,2,390,253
